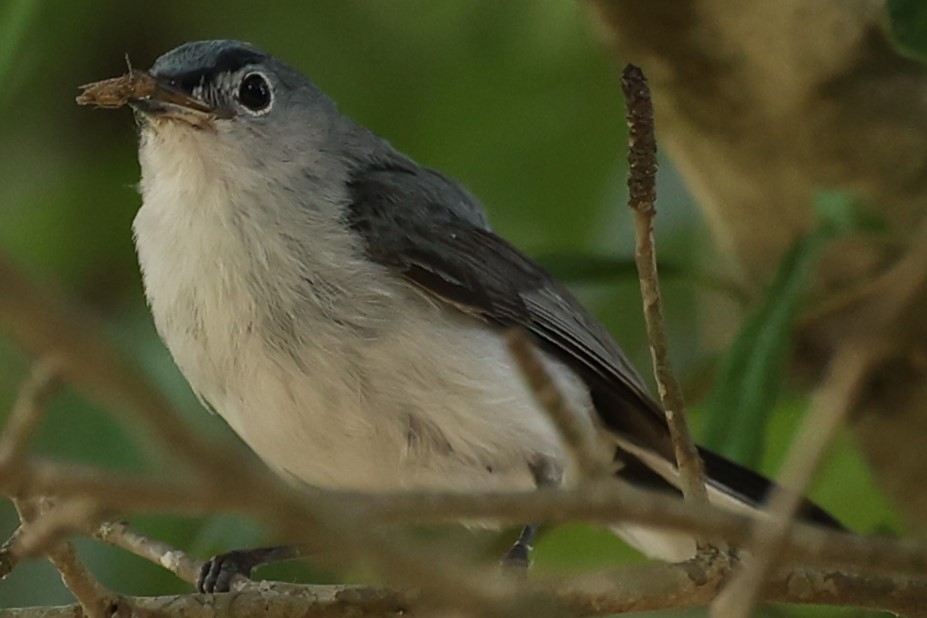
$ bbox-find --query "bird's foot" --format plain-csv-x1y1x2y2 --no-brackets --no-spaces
197,548,265,593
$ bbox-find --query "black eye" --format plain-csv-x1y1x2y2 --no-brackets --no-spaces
238,73,271,112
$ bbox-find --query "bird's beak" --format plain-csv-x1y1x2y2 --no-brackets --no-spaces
77,68,228,128
132,82,211,113
129,79,217,126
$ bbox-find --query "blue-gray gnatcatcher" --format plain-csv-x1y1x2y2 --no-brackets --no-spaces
114,40,838,592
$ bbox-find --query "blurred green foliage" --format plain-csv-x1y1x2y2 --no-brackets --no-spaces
0,2,899,616
888,0,927,63
700,191,866,467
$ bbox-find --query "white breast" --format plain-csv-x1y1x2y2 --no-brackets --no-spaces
132,123,602,494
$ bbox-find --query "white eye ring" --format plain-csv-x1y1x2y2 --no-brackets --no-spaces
237,72,273,115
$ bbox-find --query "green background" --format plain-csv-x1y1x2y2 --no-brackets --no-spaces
0,2,902,616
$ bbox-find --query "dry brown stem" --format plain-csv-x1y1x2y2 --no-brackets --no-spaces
619,64,708,507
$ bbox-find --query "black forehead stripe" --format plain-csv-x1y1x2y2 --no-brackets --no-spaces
155,47,265,93
209,47,265,76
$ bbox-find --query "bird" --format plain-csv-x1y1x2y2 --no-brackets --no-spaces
112,39,839,592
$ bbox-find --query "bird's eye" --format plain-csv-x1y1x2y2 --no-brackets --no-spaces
237,73,272,113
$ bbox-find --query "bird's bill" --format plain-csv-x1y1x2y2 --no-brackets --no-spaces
129,78,225,125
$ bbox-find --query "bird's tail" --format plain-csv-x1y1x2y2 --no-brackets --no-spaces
610,445,842,562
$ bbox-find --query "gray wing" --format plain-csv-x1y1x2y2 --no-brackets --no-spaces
345,159,846,529
346,159,675,460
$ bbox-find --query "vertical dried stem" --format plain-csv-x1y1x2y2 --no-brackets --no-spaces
620,65,708,506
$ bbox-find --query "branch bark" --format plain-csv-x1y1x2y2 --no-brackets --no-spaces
4,562,927,618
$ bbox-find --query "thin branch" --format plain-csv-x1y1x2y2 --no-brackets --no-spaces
504,328,611,478
13,497,121,618
551,561,927,616
8,447,927,614
0,362,121,618
0,586,409,618
0,359,60,473
0,253,242,482
3,559,926,618
93,521,203,585
713,205,927,616
9,455,927,581
12,498,102,561
0,362,63,581
712,343,877,616
42,542,123,618
620,64,708,506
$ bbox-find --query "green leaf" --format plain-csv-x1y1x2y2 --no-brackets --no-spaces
700,191,859,466
887,0,927,63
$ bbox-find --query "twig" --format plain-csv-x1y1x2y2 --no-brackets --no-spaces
42,541,123,618
0,253,242,482
0,586,410,618
0,362,60,579
504,328,611,478
0,360,60,473
712,343,876,616
0,368,123,616
714,207,927,616
12,479,536,617
11,498,102,561
620,64,708,506
3,558,926,618
12,498,120,618
96,514,544,616
93,520,203,585
551,561,927,616
10,455,927,580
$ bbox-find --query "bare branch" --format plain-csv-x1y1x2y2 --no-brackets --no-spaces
9,454,927,582
3,560,926,618
12,497,120,618
42,540,123,618
714,205,927,616
552,561,927,616
0,360,60,470
712,344,877,616
0,586,409,618
619,64,708,506
11,499,101,561
504,328,611,478
0,365,120,617
93,521,203,585
0,253,242,482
